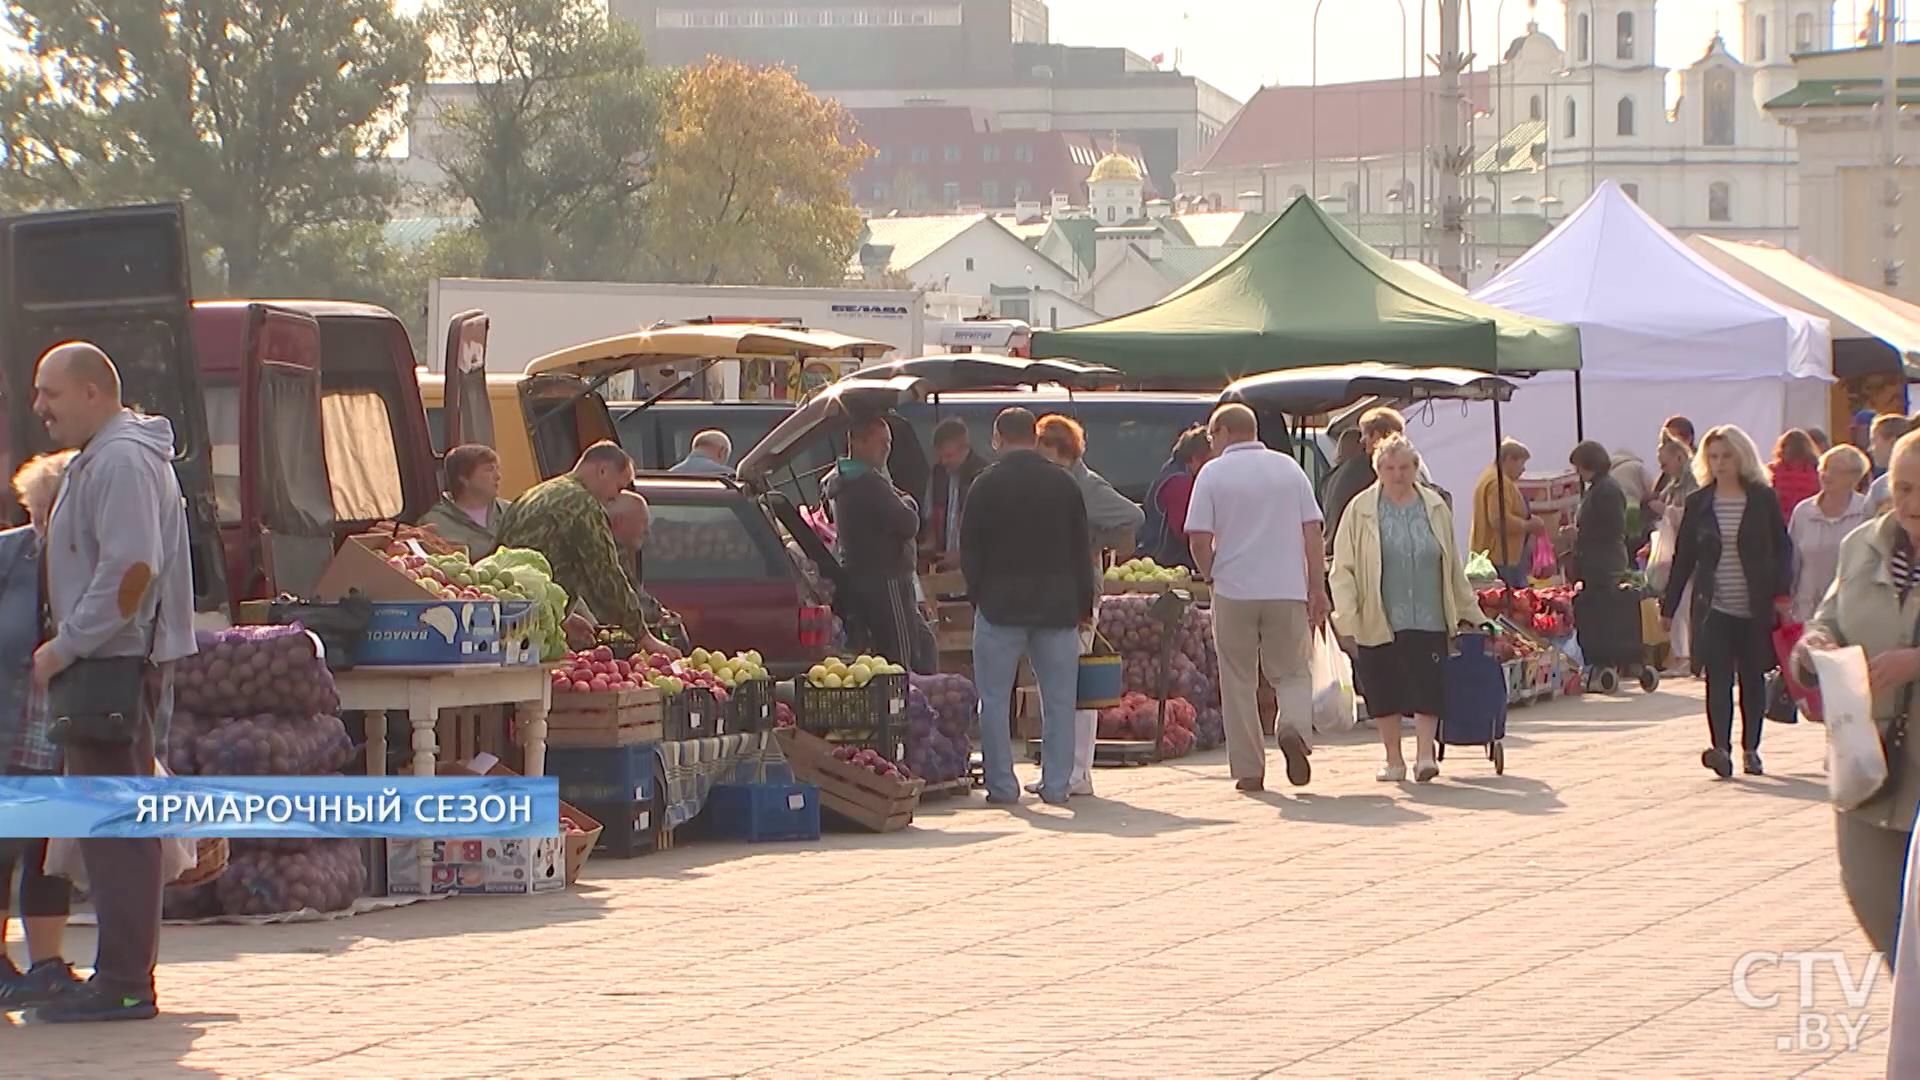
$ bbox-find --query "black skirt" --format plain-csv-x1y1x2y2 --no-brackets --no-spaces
1355,630,1448,718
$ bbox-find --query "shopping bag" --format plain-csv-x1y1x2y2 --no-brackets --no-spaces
1529,538,1558,581
1763,671,1798,724
1647,517,1676,592
1310,629,1357,734
1808,647,1888,810
1464,550,1497,581
1772,621,1823,723
43,759,202,889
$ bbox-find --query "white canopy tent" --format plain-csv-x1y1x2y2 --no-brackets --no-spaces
1415,182,1832,548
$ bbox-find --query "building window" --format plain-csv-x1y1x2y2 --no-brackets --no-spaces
1013,143,1032,163
1617,12,1634,60
1617,96,1635,136
1342,181,1359,210
1709,181,1731,222
980,180,999,206
1704,68,1736,146
877,146,893,165
942,181,960,207
1565,98,1578,139
1757,16,1769,61
1620,183,1639,202
1796,13,1815,52
1013,180,1032,201
1576,13,1590,62
910,145,929,164
1000,297,1030,321
1530,94,1543,121
982,143,1000,163
964,257,975,271
942,144,960,163
656,6,967,30
1105,205,1116,223
872,184,887,202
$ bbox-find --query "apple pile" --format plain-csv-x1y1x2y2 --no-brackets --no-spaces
552,646,733,702
686,647,770,687
829,744,915,782
806,654,906,689
1103,557,1192,585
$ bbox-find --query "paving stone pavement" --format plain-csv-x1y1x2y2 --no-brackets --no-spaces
0,681,1900,1079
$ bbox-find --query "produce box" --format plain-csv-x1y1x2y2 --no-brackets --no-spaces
387,836,566,896
794,673,909,759
312,534,439,603
920,570,968,599
356,598,505,666
664,688,720,741
498,600,540,665
1517,468,1582,513
546,686,665,747
545,743,660,804
774,727,921,833
726,679,776,734
573,796,660,858
703,782,821,843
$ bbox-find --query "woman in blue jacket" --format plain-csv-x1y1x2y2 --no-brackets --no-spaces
0,450,80,1007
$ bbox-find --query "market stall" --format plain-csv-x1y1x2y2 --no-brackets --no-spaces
1418,182,1833,550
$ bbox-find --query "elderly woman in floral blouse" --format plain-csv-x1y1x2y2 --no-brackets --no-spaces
0,451,81,1007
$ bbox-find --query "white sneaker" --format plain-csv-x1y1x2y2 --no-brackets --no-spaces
1376,764,1407,782
1070,776,1096,797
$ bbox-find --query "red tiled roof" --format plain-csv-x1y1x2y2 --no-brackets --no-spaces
1185,72,1494,172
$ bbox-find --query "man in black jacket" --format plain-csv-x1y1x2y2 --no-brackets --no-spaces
962,408,1096,805
825,414,927,669
921,417,988,568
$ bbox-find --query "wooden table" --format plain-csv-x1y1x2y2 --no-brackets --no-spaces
332,664,554,895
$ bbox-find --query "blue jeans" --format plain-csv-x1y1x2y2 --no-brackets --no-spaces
973,615,1081,802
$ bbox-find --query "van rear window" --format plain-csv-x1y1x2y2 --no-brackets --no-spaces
644,502,778,583
321,390,405,521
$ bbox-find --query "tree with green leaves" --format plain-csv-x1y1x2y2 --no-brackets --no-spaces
0,1,428,296
423,0,662,280
648,59,871,287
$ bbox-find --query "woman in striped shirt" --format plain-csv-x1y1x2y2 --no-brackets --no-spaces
1660,426,1794,779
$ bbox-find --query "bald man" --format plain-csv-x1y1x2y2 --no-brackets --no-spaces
29,341,195,1022
1186,403,1328,793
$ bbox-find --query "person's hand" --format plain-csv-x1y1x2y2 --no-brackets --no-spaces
1307,588,1331,632
1659,616,1672,632
29,642,65,691
1868,647,1920,696
1526,516,1548,535
561,613,595,650
920,601,938,623
1773,598,1793,623
644,635,682,662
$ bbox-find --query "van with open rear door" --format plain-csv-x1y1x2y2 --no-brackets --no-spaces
0,202,486,614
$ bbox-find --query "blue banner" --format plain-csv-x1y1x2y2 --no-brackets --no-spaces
0,776,561,839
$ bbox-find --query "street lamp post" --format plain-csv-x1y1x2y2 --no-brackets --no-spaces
1433,0,1474,285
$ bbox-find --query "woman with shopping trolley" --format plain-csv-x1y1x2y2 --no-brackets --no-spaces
1329,435,1483,784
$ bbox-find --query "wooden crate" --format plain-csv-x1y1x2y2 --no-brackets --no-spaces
546,687,666,747
1101,579,1211,602
774,727,922,832
920,570,968,599
934,600,974,652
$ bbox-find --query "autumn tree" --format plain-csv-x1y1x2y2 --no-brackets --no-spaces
0,1,428,295
648,59,871,287
424,0,662,279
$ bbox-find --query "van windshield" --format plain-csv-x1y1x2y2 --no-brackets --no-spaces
643,499,783,583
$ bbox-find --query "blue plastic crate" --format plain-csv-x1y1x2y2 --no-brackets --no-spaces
704,782,821,843
544,744,659,803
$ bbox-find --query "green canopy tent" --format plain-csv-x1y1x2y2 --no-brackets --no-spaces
1030,195,1583,381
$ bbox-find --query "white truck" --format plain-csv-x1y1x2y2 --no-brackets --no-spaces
425,278,928,378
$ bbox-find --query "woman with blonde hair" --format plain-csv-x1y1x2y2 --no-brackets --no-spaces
1660,425,1794,778
0,451,81,1007
1330,434,1482,783
1035,413,1144,798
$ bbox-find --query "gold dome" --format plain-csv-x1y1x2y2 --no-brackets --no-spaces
1088,151,1143,185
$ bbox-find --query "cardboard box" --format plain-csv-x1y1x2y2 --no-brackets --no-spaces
359,598,503,666
387,755,601,892
313,534,439,604
1517,469,1582,514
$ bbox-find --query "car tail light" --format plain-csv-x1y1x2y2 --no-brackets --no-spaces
798,604,833,647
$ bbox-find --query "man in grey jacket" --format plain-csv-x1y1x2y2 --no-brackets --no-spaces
30,342,195,1023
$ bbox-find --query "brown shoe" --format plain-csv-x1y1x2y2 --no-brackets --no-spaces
1235,777,1264,792
1278,732,1313,787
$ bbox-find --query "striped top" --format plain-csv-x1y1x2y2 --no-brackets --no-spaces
1711,494,1751,618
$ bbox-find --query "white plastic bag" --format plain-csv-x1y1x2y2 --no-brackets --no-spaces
43,760,198,889
1310,629,1358,734
1647,517,1676,591
1809,647,1888,810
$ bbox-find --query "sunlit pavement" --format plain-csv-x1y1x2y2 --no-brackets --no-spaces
2,679,1895,1079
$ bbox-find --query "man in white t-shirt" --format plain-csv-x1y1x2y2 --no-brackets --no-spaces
1185,404,1329,791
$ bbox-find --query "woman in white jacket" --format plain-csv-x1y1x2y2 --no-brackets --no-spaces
1037,415,1145,797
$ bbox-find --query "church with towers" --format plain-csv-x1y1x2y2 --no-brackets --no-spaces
1178,0,1829,281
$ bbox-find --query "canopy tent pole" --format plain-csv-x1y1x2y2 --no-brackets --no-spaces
1573,370,1587,441
1493,397,1511,594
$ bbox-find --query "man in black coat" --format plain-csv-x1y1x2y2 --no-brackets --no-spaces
962,408,1097,806
825,415,928,670
921,417,988,568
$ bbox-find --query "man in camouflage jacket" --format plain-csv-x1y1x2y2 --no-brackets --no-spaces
497,442,676,656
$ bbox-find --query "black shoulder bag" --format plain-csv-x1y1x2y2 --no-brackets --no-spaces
45,557,156,746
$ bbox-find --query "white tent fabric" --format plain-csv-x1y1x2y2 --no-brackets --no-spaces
1416,182,1833,549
